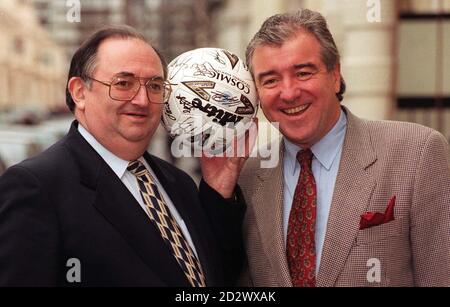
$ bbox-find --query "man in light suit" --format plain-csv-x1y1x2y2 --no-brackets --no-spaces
0,26,245,286
239,9,450,286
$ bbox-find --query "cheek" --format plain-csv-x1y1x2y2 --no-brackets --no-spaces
93,102,124,130
258,91,276,109
301,82,329,106
85,92,108,112
259,98,276,121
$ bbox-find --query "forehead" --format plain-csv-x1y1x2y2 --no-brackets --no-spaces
95,37,163,77
252,30,324,75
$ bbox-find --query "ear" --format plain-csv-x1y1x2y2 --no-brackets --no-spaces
333,63,341,93
68,77,88,111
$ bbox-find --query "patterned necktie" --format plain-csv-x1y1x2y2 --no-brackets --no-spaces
127,160,206,287
286,149,317,287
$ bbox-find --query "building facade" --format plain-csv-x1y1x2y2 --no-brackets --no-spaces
0,0,66,113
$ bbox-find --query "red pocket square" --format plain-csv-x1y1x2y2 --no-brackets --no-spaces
359,196,396,230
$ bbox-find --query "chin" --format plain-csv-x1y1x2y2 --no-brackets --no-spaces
123,126,156,140
282,127,314,146
121,129,152,143
129,133,154,143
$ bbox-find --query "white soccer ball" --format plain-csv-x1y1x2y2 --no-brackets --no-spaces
162,47,258,154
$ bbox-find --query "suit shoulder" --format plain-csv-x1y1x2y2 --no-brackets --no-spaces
365,118,434,133
363,119,443,147
356,119,450,168
6,139,74,183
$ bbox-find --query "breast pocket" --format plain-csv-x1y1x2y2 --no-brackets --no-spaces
356,217,408,245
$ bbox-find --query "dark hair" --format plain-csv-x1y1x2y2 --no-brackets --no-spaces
65,25,167,112
246,9,346,102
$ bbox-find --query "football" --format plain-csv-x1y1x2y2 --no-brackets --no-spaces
162,47,258,154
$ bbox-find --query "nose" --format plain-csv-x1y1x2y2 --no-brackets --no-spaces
131,84,149,107
279,78,300,103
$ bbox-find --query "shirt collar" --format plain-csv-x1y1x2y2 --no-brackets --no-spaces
284,109,347,175
78,124,139,179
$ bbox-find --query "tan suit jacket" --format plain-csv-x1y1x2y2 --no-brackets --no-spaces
239,108,450,286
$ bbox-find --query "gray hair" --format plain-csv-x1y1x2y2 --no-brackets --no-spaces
245,9,346,101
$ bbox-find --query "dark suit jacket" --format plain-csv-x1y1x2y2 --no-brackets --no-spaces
0,121,245,286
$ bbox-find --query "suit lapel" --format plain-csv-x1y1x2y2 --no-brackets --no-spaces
64,122,190,286
252,144,293,286
316,108,378,286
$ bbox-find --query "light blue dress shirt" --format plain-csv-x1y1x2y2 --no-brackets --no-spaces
283,110,347,271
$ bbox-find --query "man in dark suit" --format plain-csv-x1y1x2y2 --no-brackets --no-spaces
0,26,245,286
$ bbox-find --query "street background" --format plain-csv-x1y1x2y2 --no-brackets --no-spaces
1,0,449,179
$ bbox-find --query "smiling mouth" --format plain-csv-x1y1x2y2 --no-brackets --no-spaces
281,104,310,115
125,113,148,117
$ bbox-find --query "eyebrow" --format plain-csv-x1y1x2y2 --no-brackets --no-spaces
294,62,318,70
114,71,135,78
256,70,277,83
256,62,318,82
115,71,164,81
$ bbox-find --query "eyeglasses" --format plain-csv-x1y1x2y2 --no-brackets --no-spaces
86,75,171,104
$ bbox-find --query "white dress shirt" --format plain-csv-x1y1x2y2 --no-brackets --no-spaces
282,110,347,271
78,124,198,257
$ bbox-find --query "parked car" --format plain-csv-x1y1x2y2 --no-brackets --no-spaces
0,116,72,172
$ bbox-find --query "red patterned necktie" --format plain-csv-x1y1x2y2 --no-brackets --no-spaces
287,149,317,287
